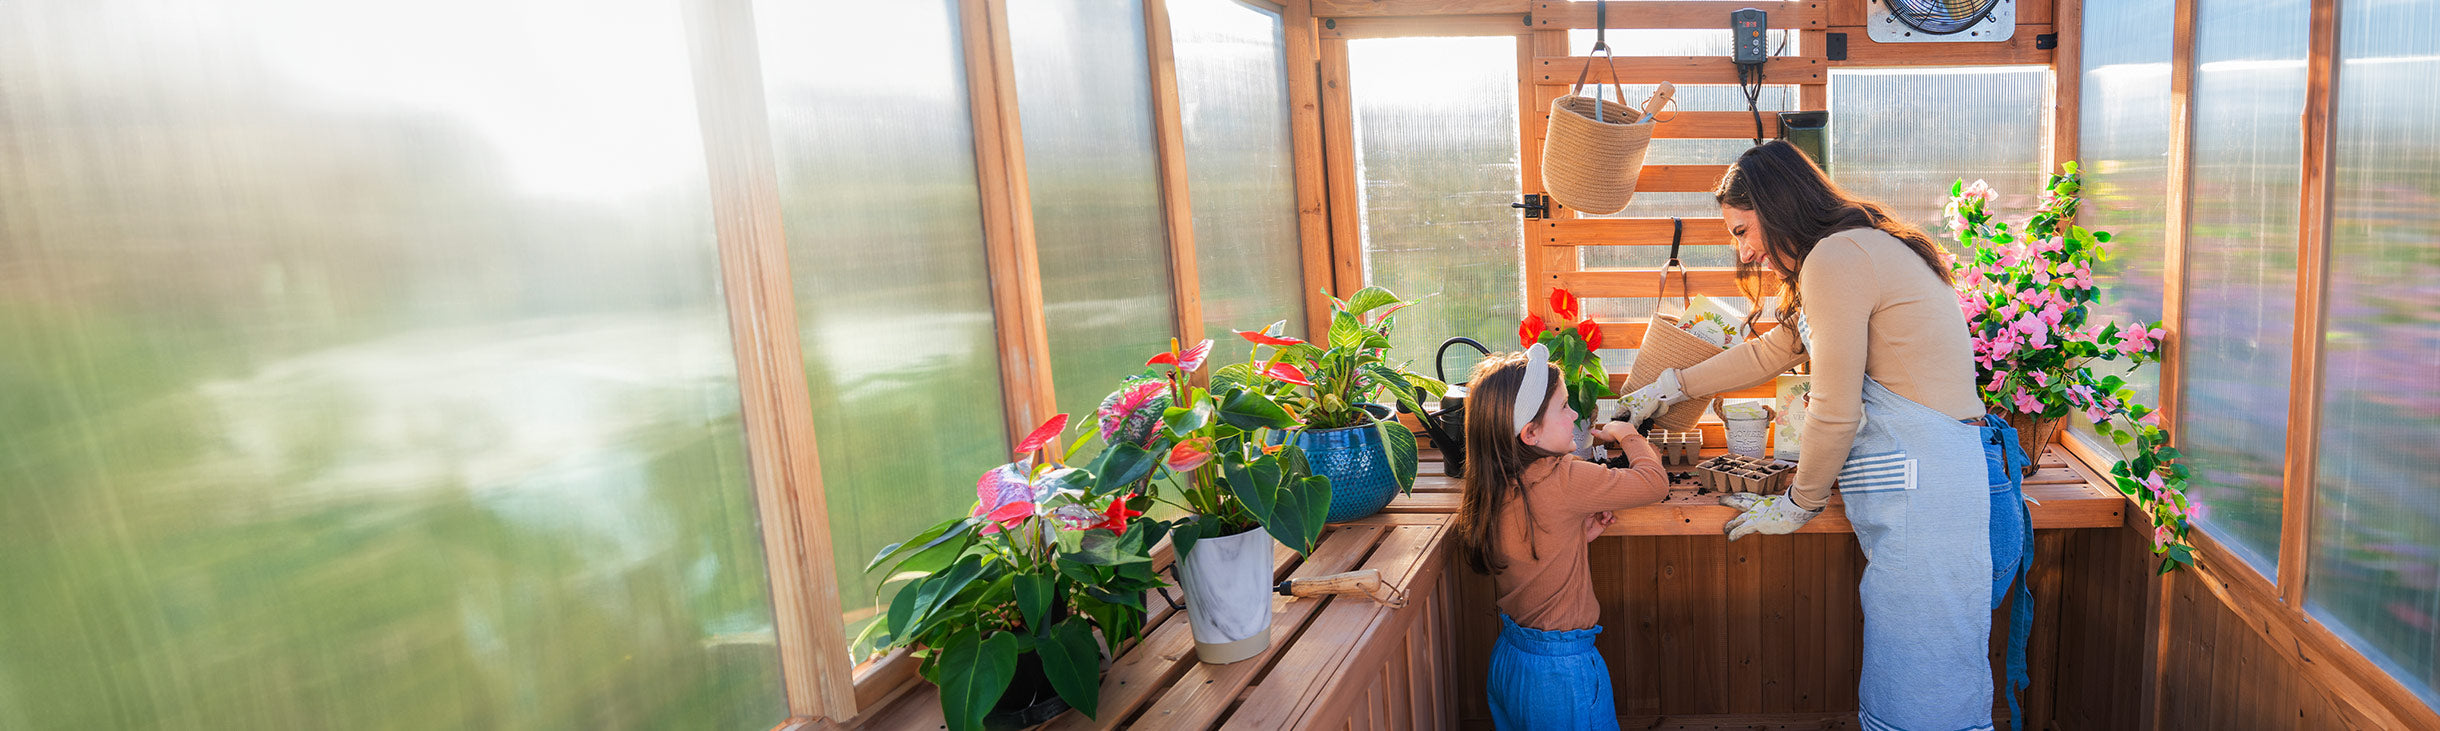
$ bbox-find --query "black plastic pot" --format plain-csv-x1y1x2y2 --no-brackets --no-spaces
982,652,1073,730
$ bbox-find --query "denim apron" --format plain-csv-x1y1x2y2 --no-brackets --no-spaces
1487,615,1618,730
1840,377,2007,731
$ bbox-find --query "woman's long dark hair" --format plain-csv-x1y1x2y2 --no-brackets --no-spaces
1454,351,1564,575
1715,140,1951,322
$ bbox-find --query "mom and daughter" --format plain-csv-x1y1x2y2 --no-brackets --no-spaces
1456,141,2036,731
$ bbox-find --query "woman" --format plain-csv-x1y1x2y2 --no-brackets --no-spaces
1619,141,2034,731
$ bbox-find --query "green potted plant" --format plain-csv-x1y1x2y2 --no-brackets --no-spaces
1518,286,1615,456
1095,337,1333,663
856,414,1168,731
1219,286,1447,522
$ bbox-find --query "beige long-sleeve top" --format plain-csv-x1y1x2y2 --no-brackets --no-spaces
1491,440,1671,631
1677,228,1983,510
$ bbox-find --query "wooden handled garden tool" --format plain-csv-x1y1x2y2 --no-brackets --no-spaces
1275,569,1407,609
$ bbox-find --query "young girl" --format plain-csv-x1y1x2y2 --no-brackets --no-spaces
1454,344,1671,730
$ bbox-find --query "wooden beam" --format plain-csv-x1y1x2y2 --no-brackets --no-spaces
1312,0,1525,17
1531,84,1820,139
681,0,856,719
1529,1,1828,30
2051,0,2081,172
1287,1,1335,339
1541,217,1735,247
1631,164,1732,193
1144,0,1204,353
2277,0,2341,607
1524,29,1556,322
1827,25,2057,66
1595,320,1777,348
2150,0,2197,724
1320,36,1363,298
964,0,1060,439
1537,54,1827,85
1321,13,1528,38
1554,267,1751,298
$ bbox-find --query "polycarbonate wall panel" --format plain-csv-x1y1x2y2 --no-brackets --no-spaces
754,0,1009,660
0,1,784,728
2178,0,2308,576
2071,0,2175,427
1010,0,1180,421
2307,0,2440,703
1349,36,1524,366
1171,0,1306,338
1827,67,2052,233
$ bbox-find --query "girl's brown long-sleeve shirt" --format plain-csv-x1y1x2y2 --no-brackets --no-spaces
1677,228,1985,510
1489,439,1671,631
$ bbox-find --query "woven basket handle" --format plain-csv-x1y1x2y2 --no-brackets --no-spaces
1568,46,1627,121
1654,217,1693,314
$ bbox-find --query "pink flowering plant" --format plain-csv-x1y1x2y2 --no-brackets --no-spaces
1948,164,2198,573
1107,336,1335,558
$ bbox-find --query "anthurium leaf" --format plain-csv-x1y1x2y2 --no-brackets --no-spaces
1211,362,1257,395
868,518,974,573
1170,517,1204,559
937,630,1019,731
1164,399,1214,436
1262,475,1331,555
1223,452,1274,522
1092,441,1157,496
906,555,988,633
1038,618,1105,718
882,579,925,647
889,528,972,581
1013,574,1053,632
1218,388,1297,430
1069,531,1129,566
1378,420,1419,494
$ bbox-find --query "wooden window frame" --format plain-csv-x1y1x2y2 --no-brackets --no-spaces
683,0,1329,725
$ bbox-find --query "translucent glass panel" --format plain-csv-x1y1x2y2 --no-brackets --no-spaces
1349,36,1525,361
2179,0,2309,575
2307,0,2440,703
2071,0,2175,422
0,1,783,727
1826,67,2053,233
1011,0,1180,421
754,0,1009,660
1171,0,1305,338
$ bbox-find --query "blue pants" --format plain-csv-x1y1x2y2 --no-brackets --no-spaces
1487,615,1617,730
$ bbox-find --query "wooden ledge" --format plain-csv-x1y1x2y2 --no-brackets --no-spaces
1379,444,2124,536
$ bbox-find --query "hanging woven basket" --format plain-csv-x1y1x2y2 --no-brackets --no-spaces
1622,258,1727,432
1541,53,1671,215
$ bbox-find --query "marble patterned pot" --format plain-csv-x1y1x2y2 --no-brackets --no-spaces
1172,524,1277,664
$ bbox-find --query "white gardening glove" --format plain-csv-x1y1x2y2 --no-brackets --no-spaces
1720,493,1820,540
1615,368,1690,428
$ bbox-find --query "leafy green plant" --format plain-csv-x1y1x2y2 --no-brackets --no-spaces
1214,286,1447,496
1947,164,2197,573
856,414,1168,731
1106,338,1335,556
1518,286,1615,432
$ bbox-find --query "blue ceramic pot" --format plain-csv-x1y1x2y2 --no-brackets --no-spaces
1283,419,1398,523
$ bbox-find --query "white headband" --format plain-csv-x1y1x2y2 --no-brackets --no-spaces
1513,343,1551,431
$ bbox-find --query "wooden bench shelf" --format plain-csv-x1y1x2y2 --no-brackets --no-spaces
858,516,1461,730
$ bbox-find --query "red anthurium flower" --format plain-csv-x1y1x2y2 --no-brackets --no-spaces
1176,338,1213,373
1236,329,1307,347
1263,362,1314,387
1097,496,1143,535
1165,437,1216,472
1577,319,1603,351
1364,301,1414,326
1015,414,1069,455
1146,351,1177,367
1519,314,1546,348
1550,288,1581,321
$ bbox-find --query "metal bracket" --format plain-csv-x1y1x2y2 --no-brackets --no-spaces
1513,194,1551,220
1826,32,1849,61
2035,33,2058,50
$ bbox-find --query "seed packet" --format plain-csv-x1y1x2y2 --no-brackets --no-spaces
1677,296,1751,349
1774,375,1811,462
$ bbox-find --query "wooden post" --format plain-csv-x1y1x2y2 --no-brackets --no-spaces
2144,0,2200,727
1145,0,1205,356
1287,1,1336,338
2276,0,2342,607
680,0,857,719
2051,0,2082,172
963,0,1061,442
1320,36,1362,299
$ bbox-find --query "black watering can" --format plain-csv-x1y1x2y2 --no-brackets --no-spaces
1398,337,1491,478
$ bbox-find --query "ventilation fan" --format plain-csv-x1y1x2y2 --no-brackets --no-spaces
1866,0,2014,43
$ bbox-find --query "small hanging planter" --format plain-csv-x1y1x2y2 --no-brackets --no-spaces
1541,44,1674,215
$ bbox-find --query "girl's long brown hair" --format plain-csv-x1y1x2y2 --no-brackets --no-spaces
1454,351,1564,575
1715,140,1952,324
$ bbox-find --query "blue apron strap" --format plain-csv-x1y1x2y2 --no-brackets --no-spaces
1985,415,2035,729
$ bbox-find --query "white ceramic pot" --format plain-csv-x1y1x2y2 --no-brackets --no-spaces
1173,524,1277,664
